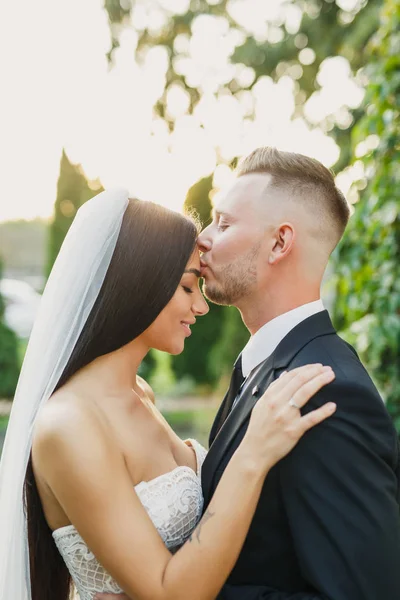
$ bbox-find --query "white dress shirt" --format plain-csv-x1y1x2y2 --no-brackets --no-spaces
241,300,325,378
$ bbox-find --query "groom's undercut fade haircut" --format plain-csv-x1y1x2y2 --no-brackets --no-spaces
236,147,351,252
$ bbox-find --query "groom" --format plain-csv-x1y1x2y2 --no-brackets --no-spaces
197,147,400,599
98,147,400,599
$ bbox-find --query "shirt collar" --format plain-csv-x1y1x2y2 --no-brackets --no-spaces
241,300,325,377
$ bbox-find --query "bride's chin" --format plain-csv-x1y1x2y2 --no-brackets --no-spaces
169,342,185,356
170,336,186,355
155,338,185,356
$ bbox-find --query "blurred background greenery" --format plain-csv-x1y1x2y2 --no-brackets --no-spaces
0,0,399,452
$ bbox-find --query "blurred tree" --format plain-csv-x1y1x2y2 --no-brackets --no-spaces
183,174,213,228
149,349,176,394
209,305,249,382
104,0,380,170
0,259,20,399
46,150,103,276
334,0,400,430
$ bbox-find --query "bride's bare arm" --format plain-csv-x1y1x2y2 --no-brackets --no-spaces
34,365,335,600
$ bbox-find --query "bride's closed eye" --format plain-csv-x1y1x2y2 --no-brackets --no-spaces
182,286,194,294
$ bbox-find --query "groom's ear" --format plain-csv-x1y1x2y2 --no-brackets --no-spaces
268,223,295,265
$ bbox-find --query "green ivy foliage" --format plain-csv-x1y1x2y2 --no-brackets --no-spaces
334,0,400,430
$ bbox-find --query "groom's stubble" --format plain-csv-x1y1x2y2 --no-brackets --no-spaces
202,240,262,306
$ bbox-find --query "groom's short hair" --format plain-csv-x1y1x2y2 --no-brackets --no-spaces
236,147,350,250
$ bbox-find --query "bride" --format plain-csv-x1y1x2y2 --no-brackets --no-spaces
0,189,336,600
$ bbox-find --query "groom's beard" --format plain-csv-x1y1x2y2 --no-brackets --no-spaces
202,242,261,306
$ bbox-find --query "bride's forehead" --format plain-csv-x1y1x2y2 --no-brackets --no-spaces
185,248,201,270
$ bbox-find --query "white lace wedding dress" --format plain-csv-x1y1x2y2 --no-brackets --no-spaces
52,439,207,600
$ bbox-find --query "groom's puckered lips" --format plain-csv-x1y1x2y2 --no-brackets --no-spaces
199,260,211,278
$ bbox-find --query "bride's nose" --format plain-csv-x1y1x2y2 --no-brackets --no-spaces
193,293,209,317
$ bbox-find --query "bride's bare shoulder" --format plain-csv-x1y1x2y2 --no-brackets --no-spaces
33,387,106,460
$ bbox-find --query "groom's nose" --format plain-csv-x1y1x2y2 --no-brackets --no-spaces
197,229,212,253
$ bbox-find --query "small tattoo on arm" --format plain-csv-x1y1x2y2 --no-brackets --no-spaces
189,508,215,543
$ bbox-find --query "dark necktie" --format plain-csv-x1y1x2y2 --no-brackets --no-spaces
214,355,245,437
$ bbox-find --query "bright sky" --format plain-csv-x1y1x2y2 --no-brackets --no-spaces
0,0,365,223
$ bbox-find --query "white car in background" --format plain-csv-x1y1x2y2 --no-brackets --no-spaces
0,279,41,339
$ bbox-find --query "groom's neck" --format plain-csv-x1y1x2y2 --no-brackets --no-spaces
237,283,321,335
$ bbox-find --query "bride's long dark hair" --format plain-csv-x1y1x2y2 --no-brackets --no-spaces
24,198,198,600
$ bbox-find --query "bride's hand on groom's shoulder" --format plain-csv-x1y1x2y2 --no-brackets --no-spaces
241,363,336,473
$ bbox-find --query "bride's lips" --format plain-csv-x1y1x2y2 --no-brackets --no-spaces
181,321,195,337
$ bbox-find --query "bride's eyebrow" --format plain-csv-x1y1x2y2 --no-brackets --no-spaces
184,268,201,278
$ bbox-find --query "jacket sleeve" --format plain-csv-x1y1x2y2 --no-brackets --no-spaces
277,378,400,599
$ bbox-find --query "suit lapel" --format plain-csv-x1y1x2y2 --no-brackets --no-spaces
202,358,275,504
202,310,336,505
270,310,335,370
208,388,229,446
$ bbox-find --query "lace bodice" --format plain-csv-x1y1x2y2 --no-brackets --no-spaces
53,439,207,600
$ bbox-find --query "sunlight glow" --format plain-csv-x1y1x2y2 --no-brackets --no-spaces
0,0,362,223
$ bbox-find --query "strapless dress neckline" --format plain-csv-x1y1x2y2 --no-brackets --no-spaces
52,439,207,600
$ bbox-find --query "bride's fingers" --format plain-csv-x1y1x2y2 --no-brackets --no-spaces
265,364,329,408
266,364,323,395
282,367,335,412
299,400,337,434
280,364,323,379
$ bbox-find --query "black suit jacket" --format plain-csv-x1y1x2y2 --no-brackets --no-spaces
202,311,400,600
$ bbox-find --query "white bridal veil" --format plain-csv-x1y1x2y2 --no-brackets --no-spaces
0,188,129,599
